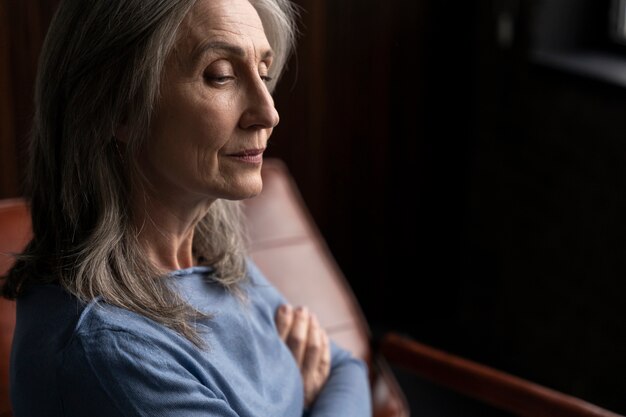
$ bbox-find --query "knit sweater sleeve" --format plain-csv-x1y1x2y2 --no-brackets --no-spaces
59,326,240,417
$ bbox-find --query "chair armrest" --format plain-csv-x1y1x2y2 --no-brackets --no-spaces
378,332,624,417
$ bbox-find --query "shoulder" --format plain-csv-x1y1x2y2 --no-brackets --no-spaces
58,303,233,417
64,298,205,382
70,298,193,355
75,298,159,336
61,300,209,396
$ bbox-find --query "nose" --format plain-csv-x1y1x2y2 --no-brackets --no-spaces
239,78,280,130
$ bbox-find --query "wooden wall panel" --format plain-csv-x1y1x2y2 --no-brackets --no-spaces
0,0,60,198
0,0,18,198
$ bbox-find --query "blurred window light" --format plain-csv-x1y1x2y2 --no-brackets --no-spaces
610,0,626,45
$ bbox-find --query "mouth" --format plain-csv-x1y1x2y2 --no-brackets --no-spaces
225,148,265,164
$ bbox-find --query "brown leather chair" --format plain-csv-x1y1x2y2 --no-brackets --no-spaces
0,158,623,417
0,199,29,417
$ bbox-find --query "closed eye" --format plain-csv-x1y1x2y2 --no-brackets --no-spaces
205,75,235,86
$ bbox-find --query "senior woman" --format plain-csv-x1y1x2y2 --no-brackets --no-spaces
1,0,372,416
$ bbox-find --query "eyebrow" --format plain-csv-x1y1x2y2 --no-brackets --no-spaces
191,41,274,65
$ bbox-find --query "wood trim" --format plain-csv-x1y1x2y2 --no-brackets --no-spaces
380,332,624,417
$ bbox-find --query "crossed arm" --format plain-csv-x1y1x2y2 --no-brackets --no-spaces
275,304,331,408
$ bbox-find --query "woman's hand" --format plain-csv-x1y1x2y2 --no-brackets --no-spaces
275,304,331,408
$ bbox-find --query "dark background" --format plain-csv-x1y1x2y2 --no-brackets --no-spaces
1,0,625,414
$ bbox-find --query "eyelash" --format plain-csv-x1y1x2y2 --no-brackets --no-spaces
209,75,234,84
205,74,273,85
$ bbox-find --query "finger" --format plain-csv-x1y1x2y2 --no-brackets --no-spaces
319,329,331,375
286,306,310,366
275,304,293,341
301,314,323,376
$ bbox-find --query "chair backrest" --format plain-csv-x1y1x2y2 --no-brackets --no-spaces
242,158,409,416
0,199,31,417
0,158,409,417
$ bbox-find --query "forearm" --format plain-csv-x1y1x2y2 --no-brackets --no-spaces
306,355,372,417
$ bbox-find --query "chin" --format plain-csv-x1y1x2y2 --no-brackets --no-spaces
224,177,263,201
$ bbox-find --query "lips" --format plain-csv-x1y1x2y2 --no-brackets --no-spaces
226,148,265,164
226,148,265,157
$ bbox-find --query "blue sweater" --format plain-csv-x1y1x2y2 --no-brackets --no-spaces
10,259,372,416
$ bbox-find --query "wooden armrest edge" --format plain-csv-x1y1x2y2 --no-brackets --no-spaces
378,332,624,417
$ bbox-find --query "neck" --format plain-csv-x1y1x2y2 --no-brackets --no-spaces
132,191,214,272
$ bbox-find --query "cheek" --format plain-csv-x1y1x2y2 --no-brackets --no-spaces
153,107,229,163
146,85,247,192
184,97,239,151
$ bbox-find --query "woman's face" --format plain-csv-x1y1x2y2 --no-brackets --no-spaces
140,0,279,205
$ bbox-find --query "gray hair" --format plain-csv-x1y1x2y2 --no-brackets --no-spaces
251,0,300,91
3,0,299,347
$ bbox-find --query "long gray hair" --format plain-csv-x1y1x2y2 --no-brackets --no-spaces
2,0,298,346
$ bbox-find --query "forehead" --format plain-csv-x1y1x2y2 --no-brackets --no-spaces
177,0,271,63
